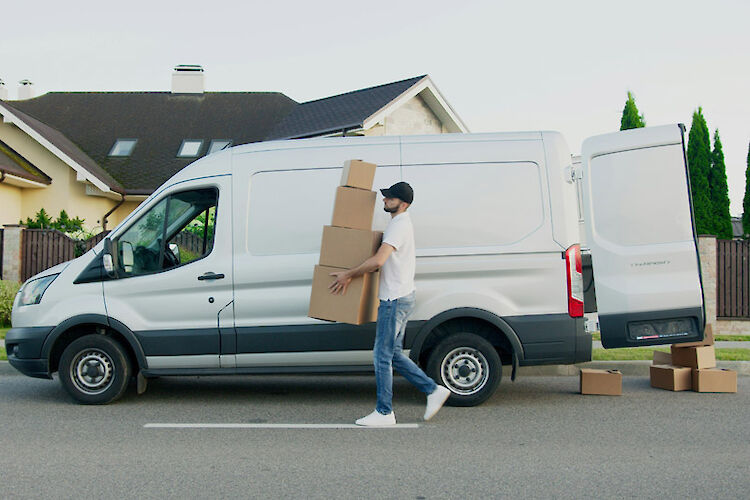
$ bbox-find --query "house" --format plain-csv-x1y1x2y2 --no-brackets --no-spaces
0,66,467,231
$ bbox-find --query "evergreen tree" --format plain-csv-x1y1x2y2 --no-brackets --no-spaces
708,130,733,238
620,91,646,130
743,141,750,238
686,108,712,234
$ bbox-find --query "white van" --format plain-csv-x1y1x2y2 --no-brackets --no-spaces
6,124,705,404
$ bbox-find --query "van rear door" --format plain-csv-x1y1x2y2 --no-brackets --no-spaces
581,124,704,348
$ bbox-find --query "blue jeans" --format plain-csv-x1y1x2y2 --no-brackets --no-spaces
374,291,437,414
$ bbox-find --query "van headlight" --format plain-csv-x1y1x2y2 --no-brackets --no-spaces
18,274,59,306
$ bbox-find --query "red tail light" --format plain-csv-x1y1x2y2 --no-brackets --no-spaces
566,244,583,317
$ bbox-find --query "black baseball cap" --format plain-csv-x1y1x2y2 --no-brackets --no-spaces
380,181,414,204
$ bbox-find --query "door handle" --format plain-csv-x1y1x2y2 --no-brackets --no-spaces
198,272,225,281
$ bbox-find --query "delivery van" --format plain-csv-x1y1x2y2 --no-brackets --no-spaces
6,124,706,404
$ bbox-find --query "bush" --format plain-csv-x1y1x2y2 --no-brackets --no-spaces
0,280,21,326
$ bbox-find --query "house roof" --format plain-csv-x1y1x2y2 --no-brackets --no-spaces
0,138,51,185
266,75,427,140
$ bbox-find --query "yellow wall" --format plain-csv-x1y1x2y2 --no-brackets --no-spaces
0,182,23,226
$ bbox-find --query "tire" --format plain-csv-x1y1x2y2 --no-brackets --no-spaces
426,332,502,407
58,334,132,405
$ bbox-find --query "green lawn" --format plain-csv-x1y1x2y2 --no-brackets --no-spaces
0,346,5,361
593,347,750,361
0,328,8,340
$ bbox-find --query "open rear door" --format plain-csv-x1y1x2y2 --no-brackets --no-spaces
581,124,705,348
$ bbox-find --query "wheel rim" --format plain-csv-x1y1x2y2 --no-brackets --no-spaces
440,347,489,395
70,348,115,395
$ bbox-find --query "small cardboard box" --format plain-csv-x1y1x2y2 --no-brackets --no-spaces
308,265,379,325
692,368,737,393
673,324,714,348
652,350,672,365
319,226,382,269
331,186,377,230
340,160,377,190
650,365,692,391
670,345,716,369
580,368,622,395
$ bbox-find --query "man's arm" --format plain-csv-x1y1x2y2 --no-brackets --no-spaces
328,243,394,295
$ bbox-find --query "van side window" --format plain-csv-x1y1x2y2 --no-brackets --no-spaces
116,188,218,277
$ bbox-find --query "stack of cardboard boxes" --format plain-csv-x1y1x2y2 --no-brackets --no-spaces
308,160,383,325
650,325,737,393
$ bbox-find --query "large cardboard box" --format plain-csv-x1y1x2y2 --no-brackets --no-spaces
652,350,672,365
331,186,376,230
308,265,379,325
340,160,376,190
692,368,737,393
670,345,716,369
673,324,714,348
650,365,692,391
580,368,622,395
319,226,382,269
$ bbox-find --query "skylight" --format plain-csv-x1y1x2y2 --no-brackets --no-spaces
109,139,137,157
177,139,203,158
208,139,232,154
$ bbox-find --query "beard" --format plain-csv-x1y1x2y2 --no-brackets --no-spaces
383,204,398,213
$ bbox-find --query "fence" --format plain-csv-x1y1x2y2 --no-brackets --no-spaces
717,239,750,319
0,228,4,279
21,229,110,282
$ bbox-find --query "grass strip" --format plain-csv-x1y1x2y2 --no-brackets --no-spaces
0,346,5,361
593,347,750,361
0,328,8,340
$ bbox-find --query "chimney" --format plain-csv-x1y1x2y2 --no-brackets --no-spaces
17,79,34,100
0,79,7,100
171,64,204,94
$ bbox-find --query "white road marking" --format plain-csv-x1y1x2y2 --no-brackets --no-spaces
144,423,419,429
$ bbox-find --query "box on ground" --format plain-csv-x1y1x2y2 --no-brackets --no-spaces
692,368,737,393
652,350,672,365
650,365,692,391
331,186,376,230
319,226,382,269
580,368,622,395
670,345,716,369
341,160,376,190
308,265,379,325
672,324,714,348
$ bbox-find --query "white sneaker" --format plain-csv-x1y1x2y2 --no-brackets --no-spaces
355,410,396,427
424,385,451,421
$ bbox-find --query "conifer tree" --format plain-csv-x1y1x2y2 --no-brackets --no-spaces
686,108,712,234
743,141,750,238
620,91,646,130
708,130,733,238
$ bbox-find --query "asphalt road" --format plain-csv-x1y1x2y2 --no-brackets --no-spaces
1,372,748,499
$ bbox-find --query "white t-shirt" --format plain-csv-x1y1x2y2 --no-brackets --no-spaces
379,211,416,300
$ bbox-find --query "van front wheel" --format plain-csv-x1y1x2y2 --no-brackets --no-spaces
59,334,132,404
426,333,501,407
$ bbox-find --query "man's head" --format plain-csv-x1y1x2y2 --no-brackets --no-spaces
380,182,413,214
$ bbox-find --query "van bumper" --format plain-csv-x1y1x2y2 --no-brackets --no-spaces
4,327,54,379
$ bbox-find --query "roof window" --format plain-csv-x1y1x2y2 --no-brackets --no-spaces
208,140,232,155
177,139,204,158
109,139,137,157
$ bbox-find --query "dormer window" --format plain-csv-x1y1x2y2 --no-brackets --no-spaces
177,139,203,158
208,139,232,154
109,139,137,157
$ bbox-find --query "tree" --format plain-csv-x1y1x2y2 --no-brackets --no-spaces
687,108,712,234
620,91,646,130
22,209,85,234
708,130,733,238
744,141,750,238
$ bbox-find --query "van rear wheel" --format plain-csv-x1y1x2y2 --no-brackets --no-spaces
59,334,132,405
426,333,501,407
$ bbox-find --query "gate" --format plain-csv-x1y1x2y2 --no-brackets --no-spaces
717,239,750,319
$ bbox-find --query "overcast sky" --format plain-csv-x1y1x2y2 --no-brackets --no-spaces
2,0,748,215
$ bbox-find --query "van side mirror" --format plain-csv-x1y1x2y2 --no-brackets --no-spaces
102,237,118,278
122,241,134,273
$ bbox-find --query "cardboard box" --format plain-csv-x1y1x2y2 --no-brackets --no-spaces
650,364,692,391
308,265,379,325
319,226,383,269
580,368,622,395
670,345,716,369
652,350,672,365
331,186,376,230
692,368,737,393
672,323,714,348
340,160,377,190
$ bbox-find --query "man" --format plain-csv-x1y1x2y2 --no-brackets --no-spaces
329,181,451,426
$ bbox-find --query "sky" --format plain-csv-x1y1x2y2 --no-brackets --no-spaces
2,0,748,215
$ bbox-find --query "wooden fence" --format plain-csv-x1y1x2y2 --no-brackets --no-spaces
21,229,110,282
0,228,4,279
717,239,750,319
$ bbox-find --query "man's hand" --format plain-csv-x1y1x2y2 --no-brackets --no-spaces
329,270,352,295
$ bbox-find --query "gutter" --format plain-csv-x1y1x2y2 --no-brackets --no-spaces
101,193,125,231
